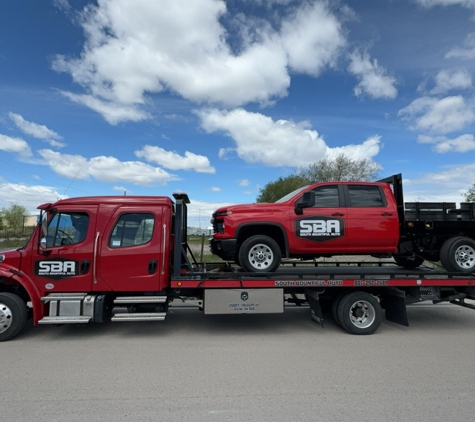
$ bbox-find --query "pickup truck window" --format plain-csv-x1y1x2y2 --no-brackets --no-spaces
347,185,385,207
47,212,89,246
311,185,340,207
275,186,308,203
109,213,154,248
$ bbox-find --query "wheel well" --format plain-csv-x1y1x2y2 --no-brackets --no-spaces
0,277,30,304
236,225,287,257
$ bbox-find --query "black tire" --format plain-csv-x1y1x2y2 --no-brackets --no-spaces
331,292,346,327
0,293,27,342
238,235,281,272
336,292,382,335
393,254,424,269
440,236,475,273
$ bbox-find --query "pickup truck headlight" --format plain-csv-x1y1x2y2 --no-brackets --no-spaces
213,210,233,217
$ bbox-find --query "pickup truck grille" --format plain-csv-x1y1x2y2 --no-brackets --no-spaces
212,218,224,234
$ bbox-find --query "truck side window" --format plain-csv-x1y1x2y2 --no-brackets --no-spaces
311,186,340,207
348,186,385,207
109,213,154,248
47,213,89,247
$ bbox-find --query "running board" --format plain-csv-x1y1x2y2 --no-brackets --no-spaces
38,316,92,324
113,296,167,304
111,312,166,322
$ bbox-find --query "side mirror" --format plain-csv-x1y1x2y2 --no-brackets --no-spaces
295,191,316,215
40,237,47,250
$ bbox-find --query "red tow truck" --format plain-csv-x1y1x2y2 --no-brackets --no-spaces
1,181,475,341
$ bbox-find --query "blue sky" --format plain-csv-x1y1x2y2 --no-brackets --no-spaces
1,0,475,228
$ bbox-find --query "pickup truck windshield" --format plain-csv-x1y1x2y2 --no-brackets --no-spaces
275,186,309,203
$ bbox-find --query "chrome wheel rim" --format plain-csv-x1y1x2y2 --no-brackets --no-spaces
0,302,13,334
348,300,376,329
248,243,274,270
455,245,475,270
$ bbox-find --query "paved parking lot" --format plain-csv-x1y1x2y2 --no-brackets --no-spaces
2,302,475,421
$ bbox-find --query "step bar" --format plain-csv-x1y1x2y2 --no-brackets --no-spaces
113,296,167,304
111,312,167,322
38,316,92,324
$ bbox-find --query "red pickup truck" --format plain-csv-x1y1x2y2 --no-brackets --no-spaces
210,174,475,273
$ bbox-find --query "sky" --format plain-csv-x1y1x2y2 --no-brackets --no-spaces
1,0,475,228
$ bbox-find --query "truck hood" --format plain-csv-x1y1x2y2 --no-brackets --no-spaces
214,202,288,215
0,249,22,273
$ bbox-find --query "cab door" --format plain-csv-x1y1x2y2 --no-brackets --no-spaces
291,185,349,254
344,184,399,252
30,206,97,293
97,206,169,292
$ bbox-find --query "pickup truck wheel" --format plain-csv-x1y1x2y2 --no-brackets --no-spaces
337,292,382,335
239,235,281,272
440,237,475,273
393,255,424,269
0,293,27,342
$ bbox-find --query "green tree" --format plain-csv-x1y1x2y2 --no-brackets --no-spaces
256,175,308,203
2,204,28,233
296,153,381,182
464,184,475,202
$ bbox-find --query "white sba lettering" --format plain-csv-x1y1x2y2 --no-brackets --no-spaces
300,220,340,235
39,261,76,274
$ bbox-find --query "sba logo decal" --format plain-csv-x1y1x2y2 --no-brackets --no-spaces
295,216,345,242
35,259,79,280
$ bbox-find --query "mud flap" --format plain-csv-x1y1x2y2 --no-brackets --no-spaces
305,289,325,328
382,288,409,327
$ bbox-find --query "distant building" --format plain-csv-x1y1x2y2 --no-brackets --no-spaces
187,226,213,236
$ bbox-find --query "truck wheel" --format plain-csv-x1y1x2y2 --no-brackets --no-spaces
336,292,382,335
393,255,424,269
0,293,27,342
331,292,346,327
239,235,281,272
440,237,475,273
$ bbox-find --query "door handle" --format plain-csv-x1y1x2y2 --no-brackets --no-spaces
381,212,393,216
148,259,158,274
81,260,91,274
331,213,345,216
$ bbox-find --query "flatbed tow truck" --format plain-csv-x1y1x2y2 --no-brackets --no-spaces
1,193,475,341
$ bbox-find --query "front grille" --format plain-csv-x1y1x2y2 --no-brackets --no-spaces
212,219,224,234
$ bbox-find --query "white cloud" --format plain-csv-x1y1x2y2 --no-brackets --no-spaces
197,108,381,167
418,134,475,152
238,179,250,187
0,182,68,213
415,0,475,9
281,1,346,76
429,69,472,94
0,134,33,158
60,92,150,125
348,50,397,100
135,145,215,173
208,187,221,192
446,32,475,59
113,186,130,194
398,95,475,134
8,112,65,147
52,0,347,122
38,149,178,186
405,162,475,203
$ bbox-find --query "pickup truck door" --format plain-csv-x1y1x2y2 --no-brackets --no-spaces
291,185,349,253
96,206,170,292
30,206,97,294
343,184,399,252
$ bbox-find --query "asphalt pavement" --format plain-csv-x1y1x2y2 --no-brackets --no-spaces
2,302,475,422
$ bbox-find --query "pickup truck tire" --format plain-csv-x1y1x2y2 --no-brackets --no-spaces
393,255,424,269
239,235,281,272
0,293,27,342
440,236,475,273
337,292,382,335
